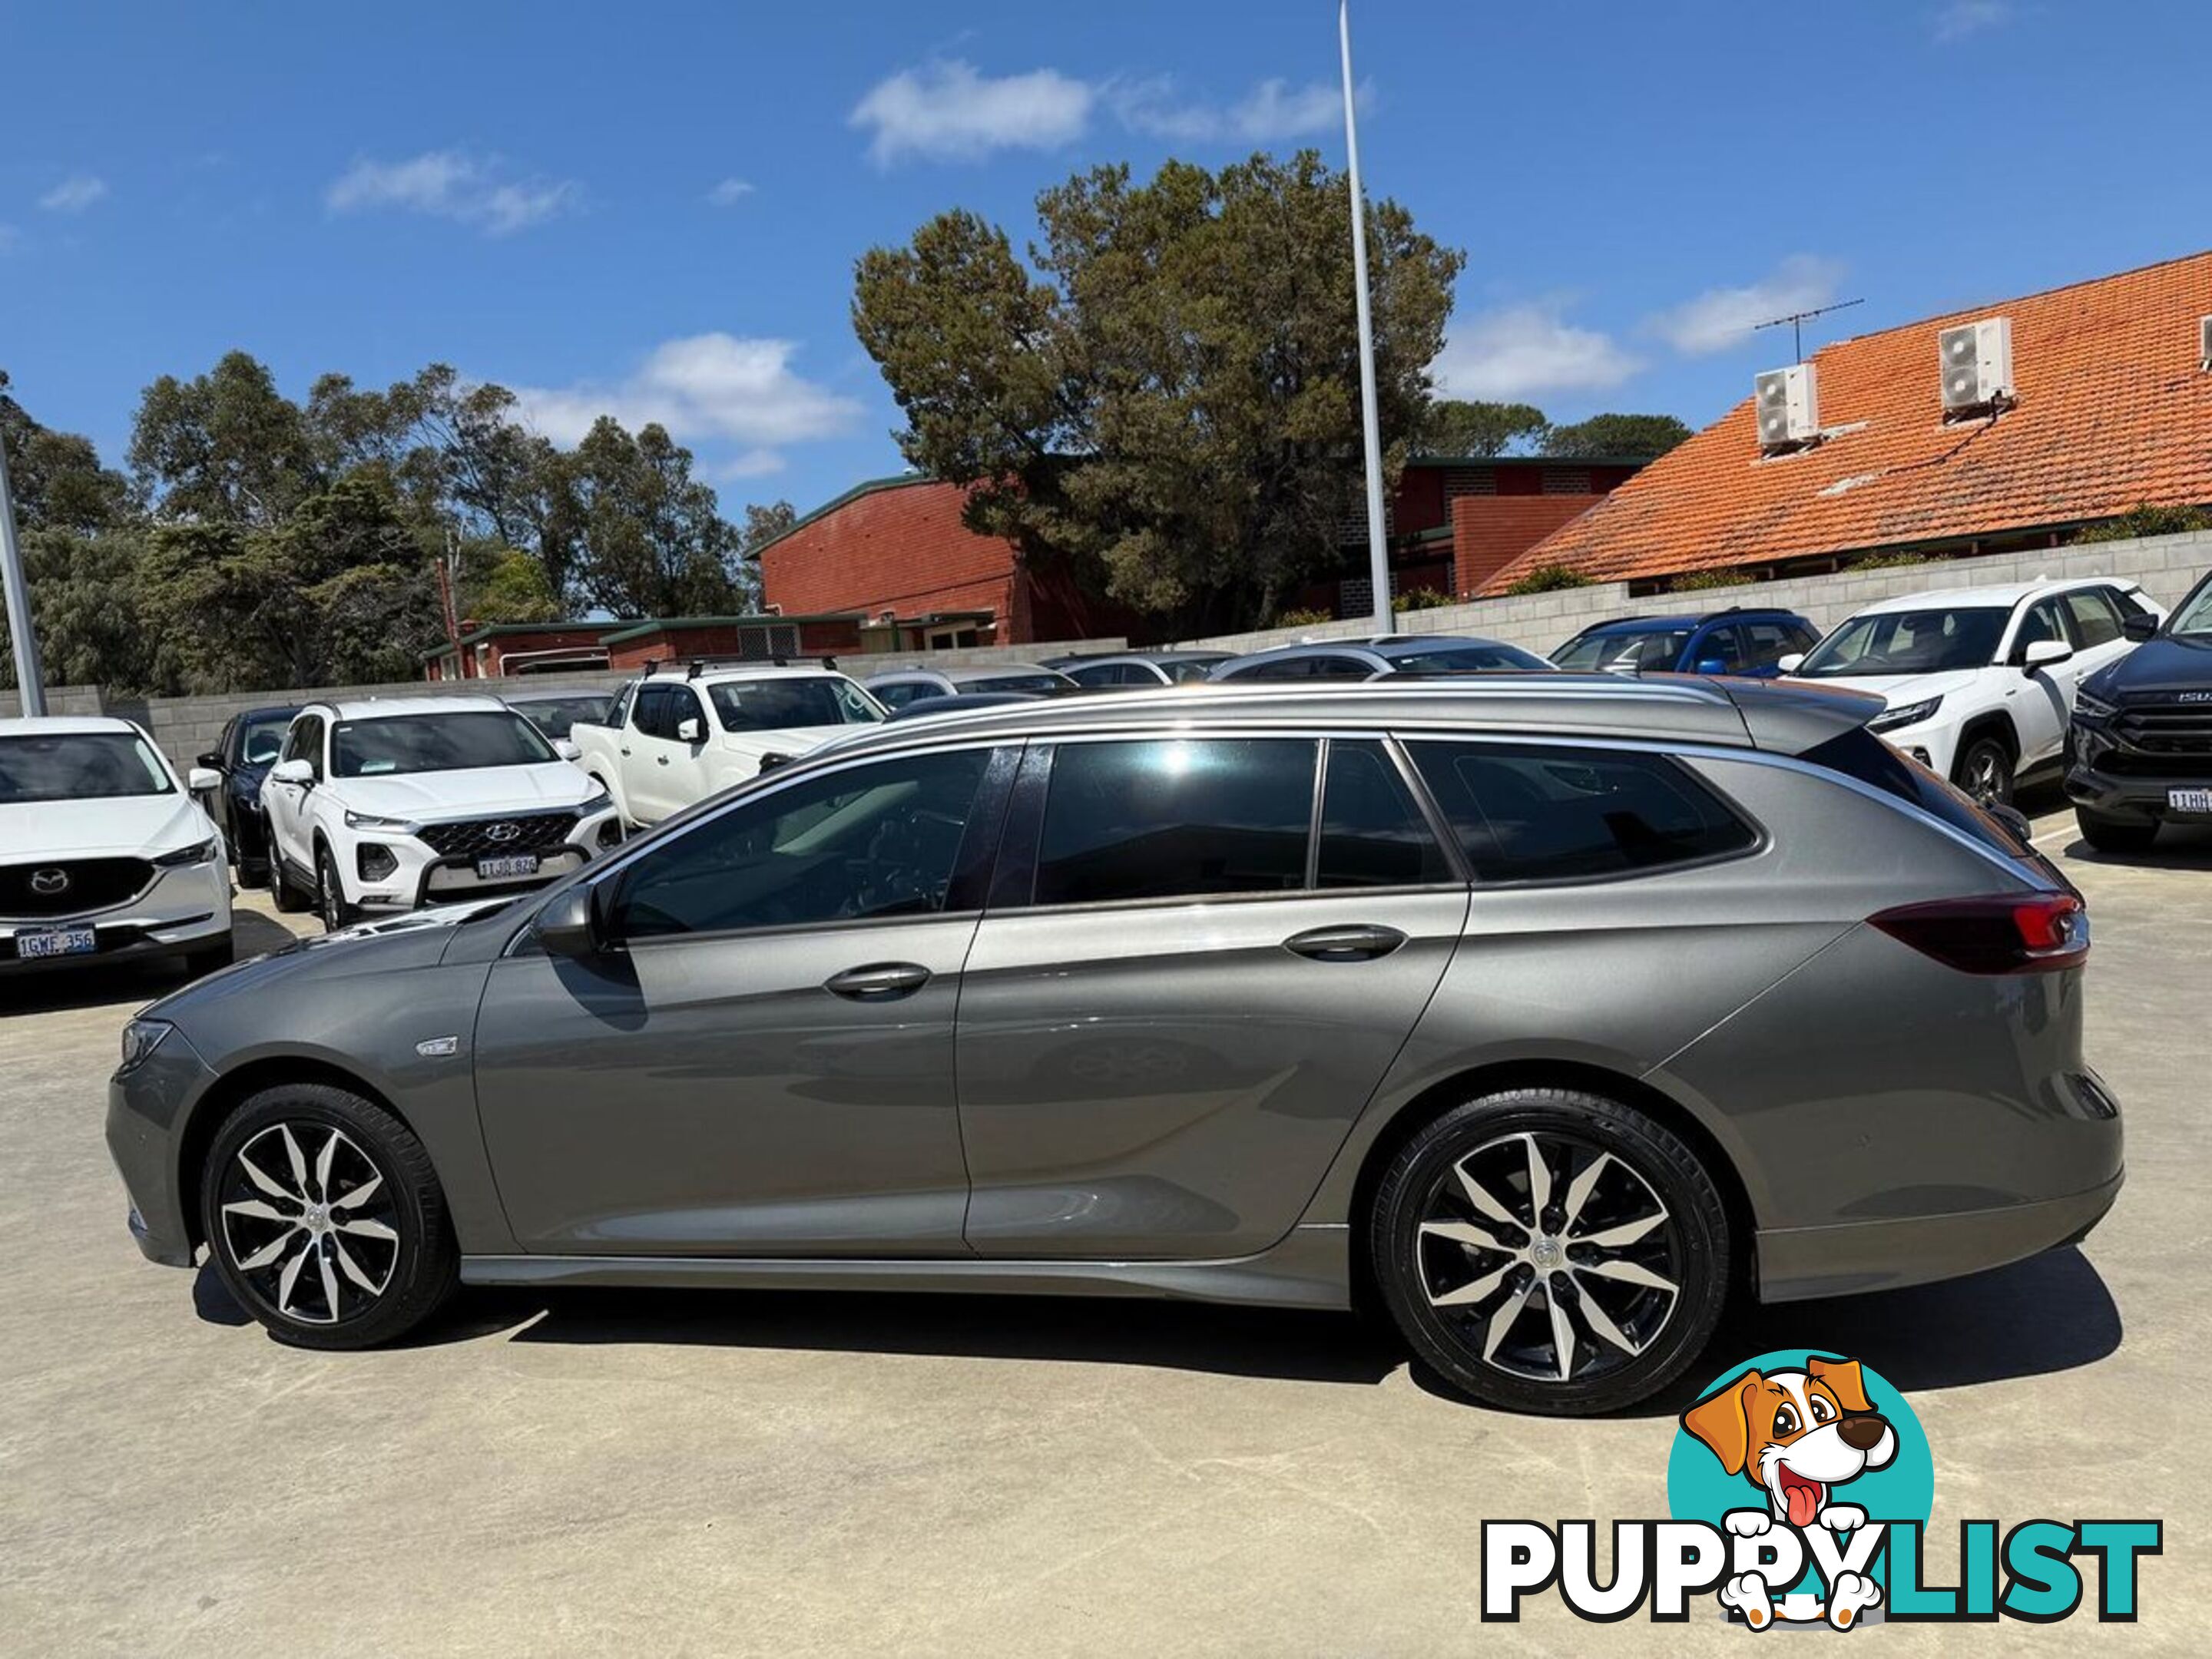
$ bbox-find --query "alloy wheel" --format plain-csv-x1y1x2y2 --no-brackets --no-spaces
319,857,345,932
1413,1130,1681,1386
1959,743,2010,807
217,1122,400,1325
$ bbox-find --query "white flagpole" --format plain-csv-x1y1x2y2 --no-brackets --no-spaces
1340,0,1392,635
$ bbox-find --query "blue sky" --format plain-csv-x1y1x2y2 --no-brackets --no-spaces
4,0,2208,522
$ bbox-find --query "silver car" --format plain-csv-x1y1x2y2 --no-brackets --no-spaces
107,677,2120,1413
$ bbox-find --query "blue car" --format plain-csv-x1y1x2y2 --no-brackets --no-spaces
193,704,301,882
1549,608,1821,679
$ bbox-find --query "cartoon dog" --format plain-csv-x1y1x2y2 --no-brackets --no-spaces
1681,1356,1899,1631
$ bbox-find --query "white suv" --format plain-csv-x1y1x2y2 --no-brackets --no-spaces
0,716,233,976
261,696,619,931
1783,575,2162,806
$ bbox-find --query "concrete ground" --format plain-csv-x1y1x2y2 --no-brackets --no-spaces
2,797,2206,1655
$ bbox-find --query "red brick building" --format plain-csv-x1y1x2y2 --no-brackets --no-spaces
423,622,618,681
597,614,863,672
755,459,1643,647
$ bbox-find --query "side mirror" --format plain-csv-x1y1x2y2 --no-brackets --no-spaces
2121,612,2159,642
186,767,222,793
553,737,582,761
1776,653,1806,674
676,716,704,744
2022,638,2074,672
196,750,224,772
535,884,602,959
1693,657,1729,677
270,758,314,786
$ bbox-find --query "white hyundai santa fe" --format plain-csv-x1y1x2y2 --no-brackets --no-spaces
260,695,620,932
0,716,233,976
1782,575,2161,807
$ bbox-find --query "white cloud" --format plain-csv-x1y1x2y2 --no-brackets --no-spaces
1434,303,1642,400
38,174,108,214
851,60,1094,164
1112,76,1360,144
1644,254,1847,356
325,151,580,236
1934,0,2011,41
705,177,756,207
508,336,863,475
711,449,786,481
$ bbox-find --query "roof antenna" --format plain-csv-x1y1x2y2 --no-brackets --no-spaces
1753,296,1866,363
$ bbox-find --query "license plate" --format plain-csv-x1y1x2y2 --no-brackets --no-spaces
16,926,97,959
2168,787,2212,815
475,853,541,880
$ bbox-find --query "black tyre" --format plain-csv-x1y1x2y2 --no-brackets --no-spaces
1370,1088,1731,1416
1951,732,2015,808
316,844,356,934
181,933,235,979
200,1081,457,1349
270,851,310,912
2075,808,2157,853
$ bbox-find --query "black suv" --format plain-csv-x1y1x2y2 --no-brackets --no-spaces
2066,565,2212,850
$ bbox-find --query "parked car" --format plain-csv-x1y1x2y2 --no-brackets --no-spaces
2,716,233,977
261,695,621,932
886,690,1046,721
1044,651,1233,688
502,687,614,741
866,664,1078,708
1209,635,1553,680
573,664,887,829
1549,608,1819,678
1782,576,2162,806
110,676,2116,1416
2065,565,2212,850
193,704,300,884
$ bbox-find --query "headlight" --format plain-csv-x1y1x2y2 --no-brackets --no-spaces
2073,687,2119,720
1869,695,1942,733
118,1018,172,1075
151,838,218,869
344,809,422,834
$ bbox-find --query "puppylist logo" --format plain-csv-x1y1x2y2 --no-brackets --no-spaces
1482,1350,2161,1630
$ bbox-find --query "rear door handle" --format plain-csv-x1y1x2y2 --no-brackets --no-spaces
1283,924,1407,962
823,962,932,1000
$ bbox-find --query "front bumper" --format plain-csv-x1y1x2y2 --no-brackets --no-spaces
347,806,618,914
1873,717,1959,777
0,860,232,974
106,1024,221,1268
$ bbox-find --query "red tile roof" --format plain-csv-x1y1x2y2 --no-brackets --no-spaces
1483,250,2212,593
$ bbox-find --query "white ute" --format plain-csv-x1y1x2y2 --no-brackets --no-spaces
0,716,233,976
260,695,620,932
572,662,888,828
1783,575,2161,807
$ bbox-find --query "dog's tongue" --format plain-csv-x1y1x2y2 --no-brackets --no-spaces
1785,1481,1821,1529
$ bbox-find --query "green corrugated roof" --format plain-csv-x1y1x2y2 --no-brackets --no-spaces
595,612,866,646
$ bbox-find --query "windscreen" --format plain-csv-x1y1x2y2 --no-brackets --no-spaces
238,713,293,767
0,732,174,803
515,696,612,738
2167,575,2212,637
1389,643,1554,674
965,672,1070,694
332,712,555,777
1551,628,1691,673
1796,608,2007,677
708,677,884,732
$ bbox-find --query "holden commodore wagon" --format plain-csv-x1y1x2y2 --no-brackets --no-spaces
107,676,2121,1414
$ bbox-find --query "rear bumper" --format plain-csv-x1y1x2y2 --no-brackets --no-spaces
1757,1168,2122,1303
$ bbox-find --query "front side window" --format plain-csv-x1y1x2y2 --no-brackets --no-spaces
1409,741,1755,882
1795,607,2008,677
2061,588,2123,649
332,712,555,778
1031,737,1317,906
1220,656,1312,680
1733,622,1806,672
608,747,995,939
237,712,292,767
2014,598,2075,657
1318,740,1450,889
284,717,326,779
0,731,174,803
709,676,883,732
1066,662,1126,688
964,672,1069,695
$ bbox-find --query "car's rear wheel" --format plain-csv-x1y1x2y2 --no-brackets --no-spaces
200,1082,457,1349
2075,808,2158,853
1952,733,2015,808
1370,1088,1730,1416
269,851,310,912
316,845,356,934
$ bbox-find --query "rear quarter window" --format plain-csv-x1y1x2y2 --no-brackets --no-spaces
1798,729,2044,866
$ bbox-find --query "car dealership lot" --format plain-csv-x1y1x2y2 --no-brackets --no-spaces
4,803,2207,1654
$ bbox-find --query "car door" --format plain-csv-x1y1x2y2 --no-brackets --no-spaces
659,683,716,807
954,732,1469,1259
263,714,323,874
2006,597,2078,767
621,684,680,823
2064,586,2134,686
472,740,1018,1255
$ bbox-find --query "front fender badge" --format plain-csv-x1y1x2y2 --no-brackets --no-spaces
415,1035,461,1058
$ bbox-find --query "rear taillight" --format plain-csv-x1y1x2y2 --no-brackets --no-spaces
1868,892,2089,975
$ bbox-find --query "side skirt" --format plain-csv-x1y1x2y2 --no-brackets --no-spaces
462,1223,1353,1312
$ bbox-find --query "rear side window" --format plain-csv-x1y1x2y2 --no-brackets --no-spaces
1318,740,1450,889
1408,741,1755,882
1033,738,1316,906
1799,729,2035,861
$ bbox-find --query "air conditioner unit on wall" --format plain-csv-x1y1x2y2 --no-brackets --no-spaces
1939,316,2014,414
1754,363,1820,452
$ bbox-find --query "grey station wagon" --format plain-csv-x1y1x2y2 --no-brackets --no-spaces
107,677,2121,1413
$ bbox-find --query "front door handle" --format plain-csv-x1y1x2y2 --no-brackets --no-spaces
823,962,932,1001
1283,923,1407,962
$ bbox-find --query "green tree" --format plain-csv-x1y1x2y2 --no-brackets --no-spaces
1417,399,1549,457
854,151,1465,632
128,351,323,525
550,418,743,618
1541,412,1694,460
462,546,564,624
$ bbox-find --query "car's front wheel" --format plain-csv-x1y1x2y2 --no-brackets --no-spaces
200,1082,457,1349
1952,733,2015,808
2075,808,2158,853
1369,1088,1731,1415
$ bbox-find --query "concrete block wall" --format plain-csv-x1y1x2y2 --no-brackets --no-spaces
0,685,111,720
